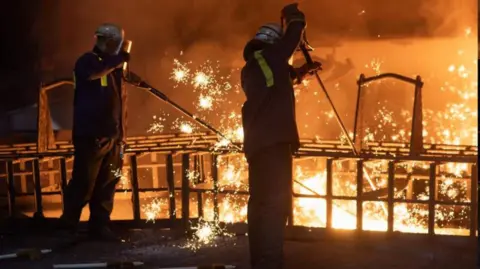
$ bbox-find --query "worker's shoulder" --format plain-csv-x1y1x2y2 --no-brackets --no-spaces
75,51,101,65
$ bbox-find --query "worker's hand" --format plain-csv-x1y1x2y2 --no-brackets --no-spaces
306,61,322,73
299,61,322,76
120,50,130,63
281,3,305,26
124,71,143,85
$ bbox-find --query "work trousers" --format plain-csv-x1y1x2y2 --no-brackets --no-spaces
247,143,293,269
61,137,123,230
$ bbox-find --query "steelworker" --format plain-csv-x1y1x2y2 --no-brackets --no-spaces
241,3,321,269
58,23,140,241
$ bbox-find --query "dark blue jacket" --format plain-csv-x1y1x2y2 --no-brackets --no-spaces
241,22,305,159
72,47,127,140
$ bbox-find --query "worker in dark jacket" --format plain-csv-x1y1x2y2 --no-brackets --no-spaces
241,3,321,269
59,23,138,241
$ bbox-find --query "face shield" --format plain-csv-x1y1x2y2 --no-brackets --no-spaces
113,38,124,55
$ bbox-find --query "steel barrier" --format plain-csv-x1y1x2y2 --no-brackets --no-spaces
0,134,477,237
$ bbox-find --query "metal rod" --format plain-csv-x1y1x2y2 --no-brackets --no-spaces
181,153,190,229
6,160,15,217
387,161,395,233
130,155,141,221
211,154,219,222
299,44,356,155
428,163,437,236
138,82,241,151
470,163,478,237
166,154,176,223
326,158,333,229
0,249,52,260
53,261,144,269
352,75,364,149
197,192,204,218
356,160,364,231
59,158,68,209
32,158,44,218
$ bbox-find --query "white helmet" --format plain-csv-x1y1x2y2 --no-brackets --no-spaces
254,23,283,44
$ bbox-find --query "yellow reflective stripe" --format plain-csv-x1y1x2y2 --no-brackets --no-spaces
101,76,108,86
91,52,107,86
254,51,274,87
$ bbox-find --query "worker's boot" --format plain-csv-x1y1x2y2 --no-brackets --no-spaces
54,216,79,243
88,226,120,242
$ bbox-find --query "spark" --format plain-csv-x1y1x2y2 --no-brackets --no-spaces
139,45,476,249
198,95,214,110
193,72,211,88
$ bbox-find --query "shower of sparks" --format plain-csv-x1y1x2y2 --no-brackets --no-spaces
198,94,214,110
180,218,234,251
142,197,167,223
111,167,130,190
139,38,476,250
171,58,191,84
147,115,166,133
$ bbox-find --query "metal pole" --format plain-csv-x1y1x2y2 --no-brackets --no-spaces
428,163,437,236
130,155,141,221
181,154,191,230
59,158,68,211
211,154,220,222
32,158,44,218
137,83,241,151
166,154,177,225
326,159,333,229
470,163,478,237
6,160,15,217
387,161,395,233
356,160,364,231
299,44,357,155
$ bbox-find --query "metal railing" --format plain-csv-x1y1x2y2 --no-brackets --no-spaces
0,73,476,239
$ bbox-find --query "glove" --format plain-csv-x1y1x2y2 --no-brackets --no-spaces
125,71,143,85
305,61,322,73
281,3,306,26
298,61,322,77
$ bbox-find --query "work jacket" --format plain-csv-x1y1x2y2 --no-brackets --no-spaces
241,21,306,160
72,46,128,140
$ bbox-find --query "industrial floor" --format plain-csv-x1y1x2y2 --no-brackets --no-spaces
0,228,477,269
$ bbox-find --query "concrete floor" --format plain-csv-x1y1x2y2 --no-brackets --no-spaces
0,227,477,269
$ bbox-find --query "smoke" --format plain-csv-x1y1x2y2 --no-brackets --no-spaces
37,0,477,136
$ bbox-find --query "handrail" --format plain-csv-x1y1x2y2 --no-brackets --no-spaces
37,79,74,153
357,73,423,87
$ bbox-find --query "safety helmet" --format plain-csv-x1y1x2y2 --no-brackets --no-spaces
94,23,125,54
254,23,283,44
95,23,124,41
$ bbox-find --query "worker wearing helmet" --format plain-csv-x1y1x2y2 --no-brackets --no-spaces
59,23,139,241
241,3,321,269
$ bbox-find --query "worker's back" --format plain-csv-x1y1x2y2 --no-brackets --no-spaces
240,40,301,159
